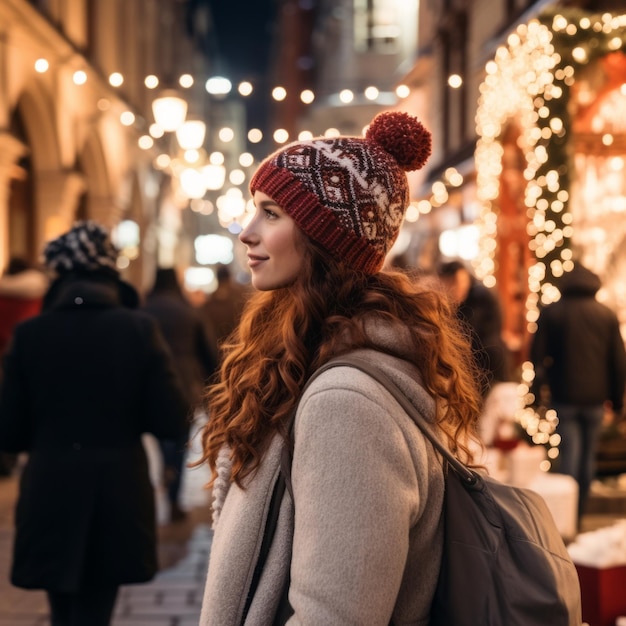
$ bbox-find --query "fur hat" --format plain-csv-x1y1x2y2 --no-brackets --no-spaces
43,220,118,275
250,111,431,274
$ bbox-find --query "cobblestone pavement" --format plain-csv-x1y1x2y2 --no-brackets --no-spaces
0,432,213,625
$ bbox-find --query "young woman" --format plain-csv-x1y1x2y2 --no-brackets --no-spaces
198,111,482,625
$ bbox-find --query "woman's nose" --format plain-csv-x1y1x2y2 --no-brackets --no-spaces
239,220,255,245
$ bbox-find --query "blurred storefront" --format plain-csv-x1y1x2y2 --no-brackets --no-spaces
471,7,626,364
393,1,626,466
394,1,626,368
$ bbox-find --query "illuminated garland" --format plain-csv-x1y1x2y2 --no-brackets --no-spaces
472,8,626,467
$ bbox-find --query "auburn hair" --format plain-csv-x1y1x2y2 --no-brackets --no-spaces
198,238,483,487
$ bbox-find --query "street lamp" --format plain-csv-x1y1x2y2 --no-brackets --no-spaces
176,119,207,150
151,89,187,132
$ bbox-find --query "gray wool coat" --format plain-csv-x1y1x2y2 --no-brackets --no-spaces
200,342,446,626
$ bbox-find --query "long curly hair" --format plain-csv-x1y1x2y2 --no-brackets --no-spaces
198,238,483,487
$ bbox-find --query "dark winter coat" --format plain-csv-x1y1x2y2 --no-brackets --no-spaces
530,263,626,411
0,272,189,592
142,280,216,411
457,278,511,391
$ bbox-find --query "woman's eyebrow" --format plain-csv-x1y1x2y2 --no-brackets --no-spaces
257,200,282,210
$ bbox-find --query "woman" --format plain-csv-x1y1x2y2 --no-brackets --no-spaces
0,221,188,625
198,112,482,625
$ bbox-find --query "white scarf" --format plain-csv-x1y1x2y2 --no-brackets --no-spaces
211,445,233,528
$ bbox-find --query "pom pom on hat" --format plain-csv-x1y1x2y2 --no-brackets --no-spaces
44,220,119,275
250,111,432,274
366,111,432,172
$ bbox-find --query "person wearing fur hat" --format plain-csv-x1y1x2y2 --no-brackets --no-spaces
196,112,483,625
0,220,189,625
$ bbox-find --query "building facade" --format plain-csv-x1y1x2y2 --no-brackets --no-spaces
0,0,205,289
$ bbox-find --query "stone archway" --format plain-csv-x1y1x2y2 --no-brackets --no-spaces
15,83,84,247
78,129,116,228
0,131,28,270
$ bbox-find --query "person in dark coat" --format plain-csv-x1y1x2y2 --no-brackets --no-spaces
437,260,512,395
0,221,188,626
200,264,250,364
530,261,626,522
142,267,216,521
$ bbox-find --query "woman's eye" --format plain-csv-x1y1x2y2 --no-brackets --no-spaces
263,208,278,219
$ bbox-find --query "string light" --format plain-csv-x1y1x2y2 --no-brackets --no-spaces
34,58,49,73
72,70,87,85
109,72,124,87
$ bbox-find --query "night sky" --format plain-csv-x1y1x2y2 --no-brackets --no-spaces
197,0,277,82
186,0,278,148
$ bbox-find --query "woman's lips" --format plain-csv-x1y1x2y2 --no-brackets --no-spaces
247,255,267,268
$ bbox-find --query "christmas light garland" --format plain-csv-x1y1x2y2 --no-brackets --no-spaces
471,8,626,467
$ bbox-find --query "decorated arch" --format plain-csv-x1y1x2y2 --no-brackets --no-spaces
474,8,626,463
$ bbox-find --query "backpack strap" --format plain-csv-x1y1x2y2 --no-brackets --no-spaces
240,469,287,625
282,355,477,488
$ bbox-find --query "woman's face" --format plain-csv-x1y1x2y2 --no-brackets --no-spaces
239,191,305,291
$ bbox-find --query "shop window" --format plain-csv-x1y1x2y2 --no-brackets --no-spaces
353,0,400,53
570,53,626,331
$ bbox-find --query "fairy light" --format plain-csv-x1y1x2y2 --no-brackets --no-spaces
273,129,289,143
109,72,124,87
34,58,49,73
272,86,287,101
145,75,159,89
138,135,153,150
238,81,253,96
364,86,379,100
238,152,254,167
339,89,354,103
247,129,262,143
300,89,315,104
179,74,194,88
218,127,234,143
73,70,87,85
120,111,135,126
395,84,410,98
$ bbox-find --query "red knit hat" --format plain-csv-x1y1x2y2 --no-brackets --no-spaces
249,111,431,274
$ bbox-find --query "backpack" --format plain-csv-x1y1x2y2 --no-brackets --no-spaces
254,356,582,626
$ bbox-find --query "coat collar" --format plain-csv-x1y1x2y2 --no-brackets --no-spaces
45,272,140,312
50,278,122,311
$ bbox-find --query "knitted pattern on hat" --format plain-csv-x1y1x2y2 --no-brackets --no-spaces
250,111,431,274
43,220,118,274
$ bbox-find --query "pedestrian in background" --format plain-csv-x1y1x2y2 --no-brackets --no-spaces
0,221,188,626
0,257,48,477
437,259,512,395
200,263,250,364
530,260,626,523
0,256,48,369
142,266,216,522
197,112,482,625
